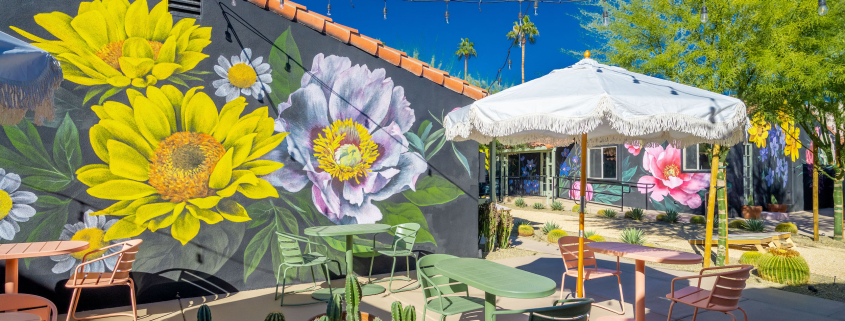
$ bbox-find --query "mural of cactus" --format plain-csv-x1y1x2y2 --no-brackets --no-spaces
197,305,212,321
547,229,567,243
757,248,810,285
264,312,286,321
775,223,798,234
739,251,763,266
346,276,363,321
518,225,534,236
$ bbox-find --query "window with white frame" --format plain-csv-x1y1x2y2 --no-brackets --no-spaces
682,144,712,172
587,146,617,179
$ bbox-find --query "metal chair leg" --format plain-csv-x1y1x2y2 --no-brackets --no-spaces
737,307,748,321
666,301,676,321
321,263,333,297
368,252,376,284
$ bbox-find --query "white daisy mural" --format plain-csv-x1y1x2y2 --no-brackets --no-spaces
50,210,128,275
213,48,272,102
0,169,36,241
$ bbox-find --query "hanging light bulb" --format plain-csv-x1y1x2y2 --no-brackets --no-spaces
534,0,538,15
819,0,828,15
327,0,331,15
701,0,708,23
383,0,387,19
508,59,512,70
479,0,482,13
602,0,608,26
445,0,450,23
232,0,236,6
279,0,284,9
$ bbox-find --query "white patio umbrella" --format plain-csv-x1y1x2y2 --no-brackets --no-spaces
0,31,63,125
445,52,747,299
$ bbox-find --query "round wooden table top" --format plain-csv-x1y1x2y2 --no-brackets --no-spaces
0,241,89,260
0,312,41,321
586,242,702,265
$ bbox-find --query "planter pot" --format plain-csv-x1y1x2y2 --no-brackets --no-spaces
742,206,763,219
767,204,787,213
309,312,378,321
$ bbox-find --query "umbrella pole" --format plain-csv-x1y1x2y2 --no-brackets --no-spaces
577,133,586,298
703,144,721,268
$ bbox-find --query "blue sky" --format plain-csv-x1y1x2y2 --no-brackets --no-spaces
304,0,601,84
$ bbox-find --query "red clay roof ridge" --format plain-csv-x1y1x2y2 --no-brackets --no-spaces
248,0,488,100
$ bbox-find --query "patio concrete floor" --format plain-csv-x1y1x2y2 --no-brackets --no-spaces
60,243,845,321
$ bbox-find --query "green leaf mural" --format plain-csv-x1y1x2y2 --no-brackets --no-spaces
268,27,305,109
375,201,436,245
402,175,465,207
0,115,80,192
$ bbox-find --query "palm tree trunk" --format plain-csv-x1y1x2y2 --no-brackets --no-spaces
464,57,468,80
521,38,526,84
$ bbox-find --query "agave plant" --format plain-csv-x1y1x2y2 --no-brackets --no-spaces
620,228,646,245
628,208,645,220
603,209,618,219
515,198,527,208
664,210,680,223
551,201,564,211
746,219,766,232
542,221,560,234
533,202,545,209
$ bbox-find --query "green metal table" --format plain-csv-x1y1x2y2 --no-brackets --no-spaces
304,224,391,300
435,258,556,321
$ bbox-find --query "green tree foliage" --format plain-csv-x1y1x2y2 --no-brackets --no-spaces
506,16,539,83
455,38,478,79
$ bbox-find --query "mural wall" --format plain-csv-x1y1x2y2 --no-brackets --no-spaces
1,0,479,311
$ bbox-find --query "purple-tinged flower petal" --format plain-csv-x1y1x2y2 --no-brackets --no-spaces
369,152,428,202
329,65,391,131
302,54,352,101
370,123,407,171
381,86,414,133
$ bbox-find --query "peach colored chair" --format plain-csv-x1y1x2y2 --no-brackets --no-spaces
557,236,625,315
666,265,753,321
65,240,142,321
0,293,58,321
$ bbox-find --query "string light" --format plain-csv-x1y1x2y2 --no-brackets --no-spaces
518,0,523,20
479,0,482,12
327,0,331,15
819,0,828,15
508,59,512,70
445,0,450,23
602,0,608,26
384,0,387,19
701,0,708,23
232,0,236,6
279,0,284,9
534,0,538,15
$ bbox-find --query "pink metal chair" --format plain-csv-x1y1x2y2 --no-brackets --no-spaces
65,240,142,321
666,265,753,321
557,236,625,315
0,293,58,321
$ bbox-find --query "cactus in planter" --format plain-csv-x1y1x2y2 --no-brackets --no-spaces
517,225,534,236
757,248,810,285
571,204,581,213
390,301,417,321
551,201,563,211
775,222,798,234
326,294,343,321
547,229,567,243
346,275,363,321
739,251,763,266
264,312,286,321
197,305,211,321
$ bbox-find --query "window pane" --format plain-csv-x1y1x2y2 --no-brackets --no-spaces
603,147,617,179
589,149,602,178
684,145,698,170
698,144,711,170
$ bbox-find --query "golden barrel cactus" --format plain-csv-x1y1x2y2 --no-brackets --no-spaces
757,248,810,285
517,225,534,237
547,229,568,243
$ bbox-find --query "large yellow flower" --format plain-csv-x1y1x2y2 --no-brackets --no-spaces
76,85,287,245
11,0,210,96
748,114,771,148
782,120,802,162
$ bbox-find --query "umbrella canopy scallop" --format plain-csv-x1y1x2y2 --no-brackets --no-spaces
0,31,63,126
444,58,747,148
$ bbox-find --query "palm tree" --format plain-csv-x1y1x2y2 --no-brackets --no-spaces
455,38,477,79
506,16,539,83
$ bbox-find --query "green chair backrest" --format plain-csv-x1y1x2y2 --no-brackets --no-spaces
276,231,307,265
416,254,468,301
391,223,421,252
491,298,594,321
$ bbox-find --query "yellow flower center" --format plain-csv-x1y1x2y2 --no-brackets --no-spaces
69,228,108,260
0,190,11,221
663,164,680,178
95,40,164,71
227,63,257,89
313,119,379,183
149,132,226,203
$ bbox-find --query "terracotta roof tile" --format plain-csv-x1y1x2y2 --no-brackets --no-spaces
249,0,487,100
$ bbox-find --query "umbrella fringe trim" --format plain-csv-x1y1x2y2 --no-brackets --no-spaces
0,57,62,125
446,95,747,148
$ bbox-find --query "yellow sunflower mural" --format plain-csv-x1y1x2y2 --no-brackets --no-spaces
748,113,771,148
76,85,287,245
11,0,210,102
779,114,802,162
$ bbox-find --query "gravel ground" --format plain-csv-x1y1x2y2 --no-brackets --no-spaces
508,206,845,302
482,246,542,261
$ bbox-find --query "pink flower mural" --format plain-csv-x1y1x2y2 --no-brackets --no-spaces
569,181,594,201
636,145,709,208
624,141,642,156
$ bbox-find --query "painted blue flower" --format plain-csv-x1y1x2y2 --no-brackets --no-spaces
760,146,769,163
765,170,774,187
559,162,571,176
526,159,536,170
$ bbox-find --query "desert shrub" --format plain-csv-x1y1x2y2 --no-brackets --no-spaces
603,209,618,219
551,201,564,211
690,215,706,224
515,198,527,208
728,219,748,229
664,210,679,223
533,202,545,209
775,222,798,234
620,228,646,245
628,208,645,220
656,213,667,222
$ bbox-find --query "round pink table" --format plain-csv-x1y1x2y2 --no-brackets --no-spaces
0,241,89,294
586,242,702,321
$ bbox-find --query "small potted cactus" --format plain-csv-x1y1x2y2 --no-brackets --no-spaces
766,195,787,213
742,194,762,219
310,275,378,321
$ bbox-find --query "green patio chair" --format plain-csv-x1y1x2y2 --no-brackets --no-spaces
491,298,594,321
417,253,485,321
274,231,342,306
367,223,421,293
